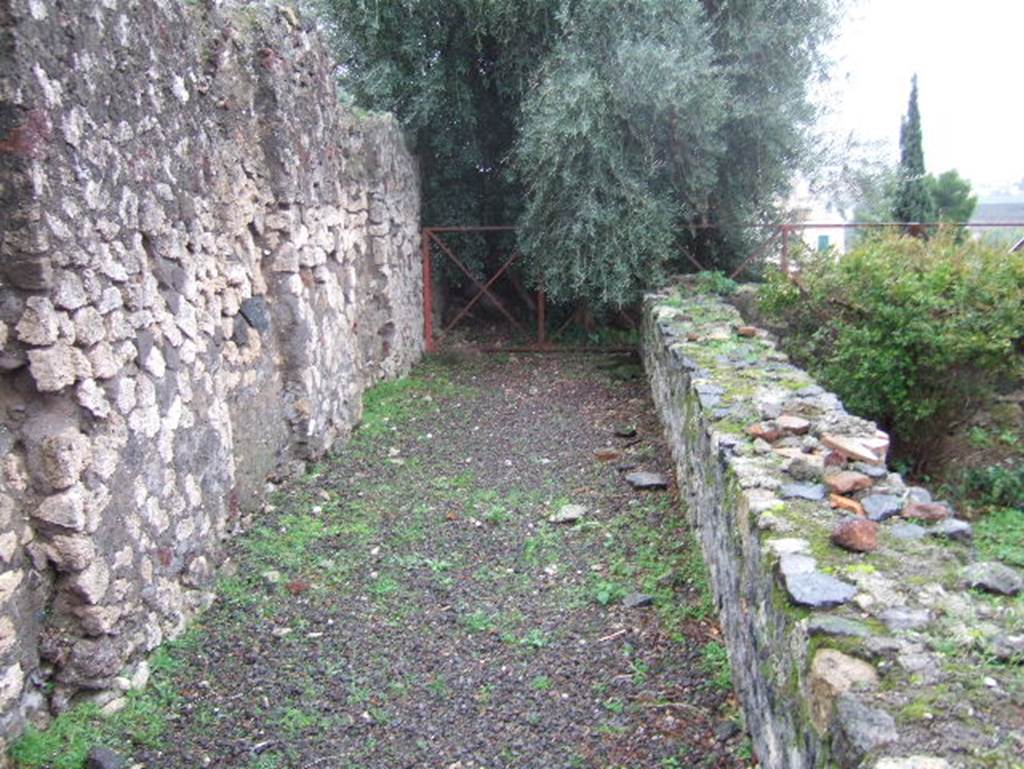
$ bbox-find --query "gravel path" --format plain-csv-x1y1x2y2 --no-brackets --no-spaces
132,352,750,769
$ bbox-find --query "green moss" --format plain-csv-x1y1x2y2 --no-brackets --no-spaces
713,418,748,436
896,685,950,723
770,579,811,623
807,634,868,661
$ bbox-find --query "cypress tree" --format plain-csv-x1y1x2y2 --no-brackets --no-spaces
892,76,934,224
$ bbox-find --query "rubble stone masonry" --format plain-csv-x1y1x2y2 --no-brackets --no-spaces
643,284,1021,769
0,0,422,742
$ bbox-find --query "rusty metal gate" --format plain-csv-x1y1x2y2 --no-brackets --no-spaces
421,226,638,353
421,221,1024,353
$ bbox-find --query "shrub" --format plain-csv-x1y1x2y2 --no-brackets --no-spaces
694,271,739,297
759,231,1024,463
961,463,1024,510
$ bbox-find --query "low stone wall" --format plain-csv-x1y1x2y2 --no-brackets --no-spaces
0,0,421,743
643,283,1022,769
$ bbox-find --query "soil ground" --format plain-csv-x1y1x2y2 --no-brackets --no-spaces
15,353,754,769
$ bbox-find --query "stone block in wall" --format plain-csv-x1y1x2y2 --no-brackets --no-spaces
642,284,1022,769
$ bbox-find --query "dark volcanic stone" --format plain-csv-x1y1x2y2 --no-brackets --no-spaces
622,592,654,609
962,561,1023,596
904,486,932,504
232,314,250,346
779,483,826,502
831,695,898,766
778,553,816,577
862,494,902,522
240,296,271,332
715,719,741,742
695,383,724,408
853,463,887,480
624,471,668,490
879,607,931,632
889,523,926,542
784,571,857,608
991,634,1024,662
87,746,126,769
805,616,871,638
927,518,972,543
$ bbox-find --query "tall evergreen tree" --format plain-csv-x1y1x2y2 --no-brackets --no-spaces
892,75,934,224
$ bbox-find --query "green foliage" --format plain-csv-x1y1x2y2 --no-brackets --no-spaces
462,609,496,633
350,363,474,457
601,697,625,714
892,76,935,224
962,464,1024,511
517,628,550,649
323,0,837,308
592,579,627,606
530,675,552,691
927,169,977,223
245,513,339,573
10,704,108,769
9,639,192,768
760,233,1024,461
694,271,739,296
699,640,733,691
514,0,722,306
322,0,554,232
973,507,1024,568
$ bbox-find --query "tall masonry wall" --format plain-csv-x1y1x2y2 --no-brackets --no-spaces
0,0,422,742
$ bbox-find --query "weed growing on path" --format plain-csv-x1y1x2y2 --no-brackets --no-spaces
701,641,734,691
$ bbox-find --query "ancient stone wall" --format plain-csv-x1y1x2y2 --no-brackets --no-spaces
643,283,1021,769
0,0,421,741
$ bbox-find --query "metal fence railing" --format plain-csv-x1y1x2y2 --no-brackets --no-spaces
421,222,1024,352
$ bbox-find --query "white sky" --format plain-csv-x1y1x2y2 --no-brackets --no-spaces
821,0,1024,197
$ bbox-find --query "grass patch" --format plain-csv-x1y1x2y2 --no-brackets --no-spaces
596,500,716,635
601,697,625,714
244,513,340,573
355,363,470,440
521,528,562,568
462,610,497,634
591,578,627,606
272,706,330,737
369,574,401,596
9,638,194,769
974,507,1024,568
517,628,550,649
530,675,552,691
700,641,733,691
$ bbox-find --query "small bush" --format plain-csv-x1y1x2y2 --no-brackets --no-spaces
961,463,1024,510
694,270,739,296
760,232,1024,462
